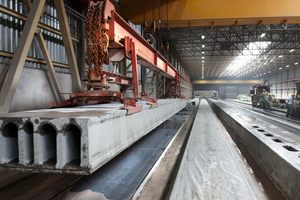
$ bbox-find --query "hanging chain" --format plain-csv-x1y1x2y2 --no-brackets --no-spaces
85,1,108,78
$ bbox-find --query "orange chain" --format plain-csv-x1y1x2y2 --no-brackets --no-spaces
85,1,108,78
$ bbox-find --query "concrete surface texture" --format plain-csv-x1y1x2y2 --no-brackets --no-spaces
0,99,186,174
133,99,199,200
169,99,267,200
209,99,300,200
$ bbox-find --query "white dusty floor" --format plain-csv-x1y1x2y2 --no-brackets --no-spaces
169,99,268,200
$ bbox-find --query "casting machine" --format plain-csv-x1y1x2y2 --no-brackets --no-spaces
250,80,271,108
50,0,190,115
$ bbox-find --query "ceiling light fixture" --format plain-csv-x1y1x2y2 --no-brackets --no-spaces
202,51,204,54
260,33,266,37
270,59,273,62
290,49,294,52
202,45,205,48
286,65,289,68
268,71,271,73
279,67,282,70
295,62,298,65
278,55,283,58
202,61,204,63
202,57,204,59
202,35,205,39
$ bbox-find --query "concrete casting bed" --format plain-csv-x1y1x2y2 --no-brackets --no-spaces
209,99,300,200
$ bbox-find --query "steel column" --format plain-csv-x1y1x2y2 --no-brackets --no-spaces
154,73,158,98
36,31,65,102
0,0,46,114
130,41,140,98
141,66,146,93
54,0,82,92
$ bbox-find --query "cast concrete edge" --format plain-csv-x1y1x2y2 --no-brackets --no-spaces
0,99,186,175
208,99,300,200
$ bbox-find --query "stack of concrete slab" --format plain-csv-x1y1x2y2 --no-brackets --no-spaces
0,99,186,175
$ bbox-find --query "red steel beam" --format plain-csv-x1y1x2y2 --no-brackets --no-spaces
104,5,191,83
107,11,176,79
79,0,191,84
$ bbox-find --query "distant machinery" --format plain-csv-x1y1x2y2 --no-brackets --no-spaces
250,80,271,108
290,82,300,117
212,91,218,100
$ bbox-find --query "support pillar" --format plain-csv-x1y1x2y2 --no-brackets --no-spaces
154,73,158,99
141,67,146,93
36,30,65,102
130,42,140,98
54,0,82,92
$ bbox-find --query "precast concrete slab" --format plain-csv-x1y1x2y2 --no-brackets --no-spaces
209,99,300,200
169,99,267,200
0,99,186,175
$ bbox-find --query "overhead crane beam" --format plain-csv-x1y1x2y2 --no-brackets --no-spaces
120,0,300,28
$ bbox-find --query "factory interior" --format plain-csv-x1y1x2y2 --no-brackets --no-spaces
0,0,299,199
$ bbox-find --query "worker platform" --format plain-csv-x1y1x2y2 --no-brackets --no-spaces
0,99,186,175
169,99,267,199
208,99,300,200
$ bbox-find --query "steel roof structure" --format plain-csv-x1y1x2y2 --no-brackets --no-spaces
161,23,300,80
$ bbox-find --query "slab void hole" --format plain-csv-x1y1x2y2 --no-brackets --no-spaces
40,124,57,165
257,129,265,132
23,122,34,163
252,126,259,128
264,134,273,137
273,139,283,143
2,122,19,163
64,124,81,168
283,145,298,152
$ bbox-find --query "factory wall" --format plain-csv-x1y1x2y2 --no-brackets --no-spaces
0,1,82,112
193,83,253,99
3,64,73,112
263,64,300,99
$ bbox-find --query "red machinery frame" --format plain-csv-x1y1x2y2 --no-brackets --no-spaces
52,0,191,114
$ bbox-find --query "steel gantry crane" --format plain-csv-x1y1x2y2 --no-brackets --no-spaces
50,0,191,115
